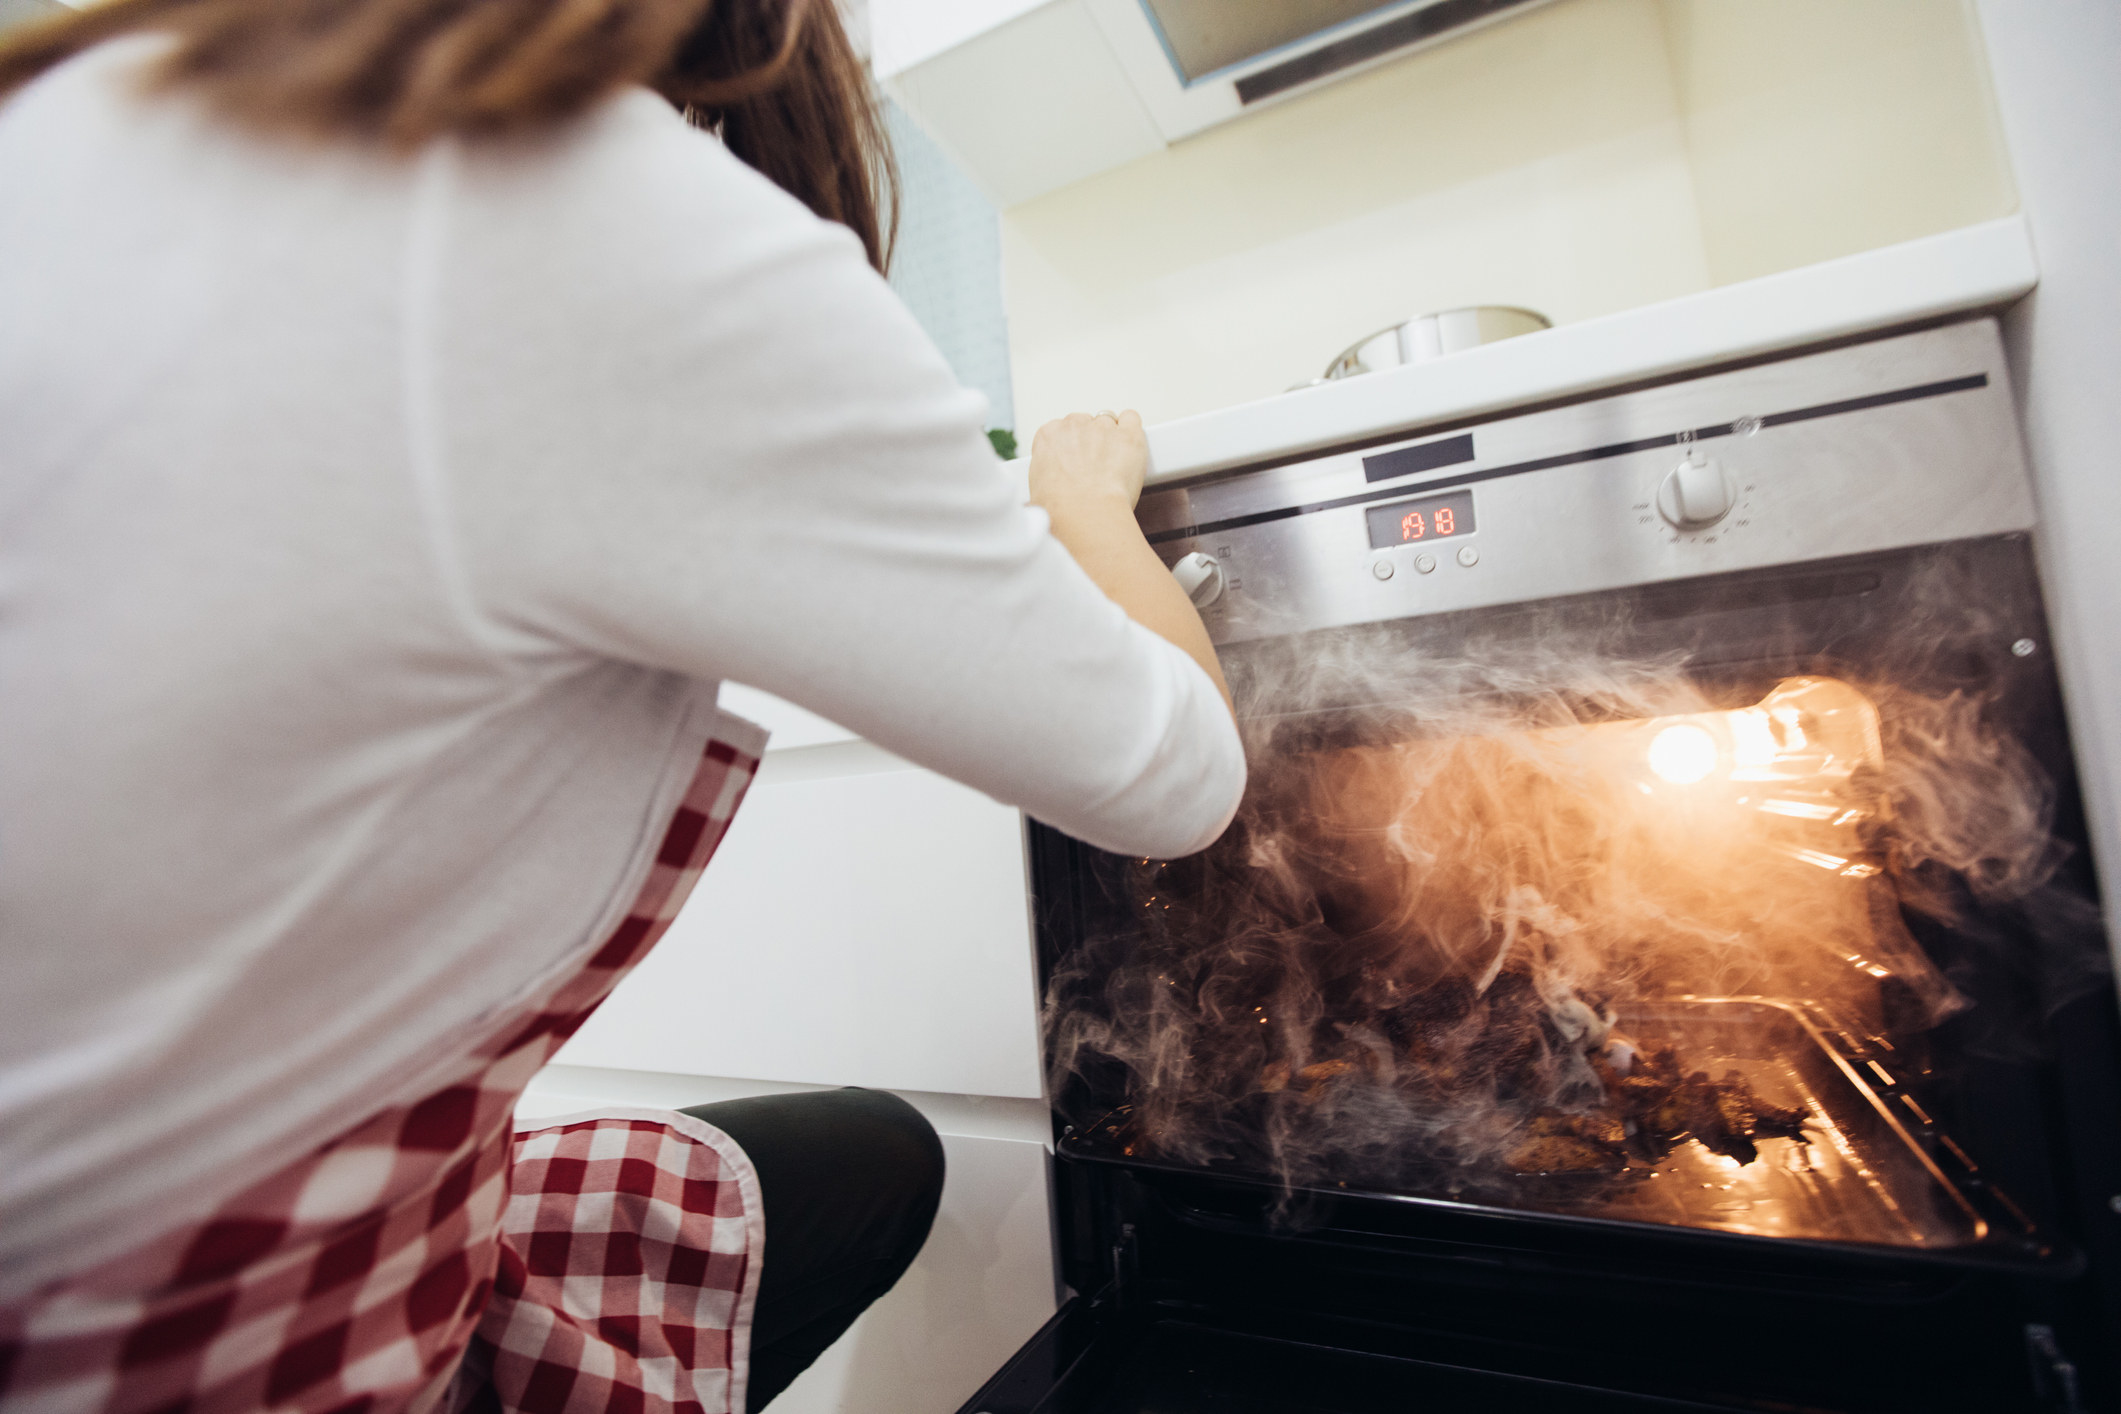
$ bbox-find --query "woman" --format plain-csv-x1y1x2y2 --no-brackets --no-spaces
0,1,1243,1410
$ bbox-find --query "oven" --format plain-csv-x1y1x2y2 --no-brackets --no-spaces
957,320,2121,1413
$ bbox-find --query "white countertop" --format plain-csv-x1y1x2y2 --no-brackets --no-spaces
1139,216,2037,486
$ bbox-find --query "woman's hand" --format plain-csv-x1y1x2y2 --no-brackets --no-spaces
1027,410,1234,719
1028,410,1148,519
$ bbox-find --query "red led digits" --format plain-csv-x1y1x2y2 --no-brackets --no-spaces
1367,491,1474,552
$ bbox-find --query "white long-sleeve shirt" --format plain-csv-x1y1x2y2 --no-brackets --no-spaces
0,38,1243,1298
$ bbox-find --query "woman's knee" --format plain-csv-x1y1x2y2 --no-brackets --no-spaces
679,1086,945,1260
830,1088,945,1218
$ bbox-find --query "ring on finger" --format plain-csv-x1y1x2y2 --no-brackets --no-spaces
1093,409,1119,423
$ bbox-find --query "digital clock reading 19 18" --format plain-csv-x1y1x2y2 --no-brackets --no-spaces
1363,488,1477,551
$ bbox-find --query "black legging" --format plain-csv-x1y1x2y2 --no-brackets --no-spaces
679,1088,945,1411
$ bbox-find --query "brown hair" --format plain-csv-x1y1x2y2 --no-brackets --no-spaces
0,0,897,270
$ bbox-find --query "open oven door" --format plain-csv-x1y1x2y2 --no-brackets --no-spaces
954,1287,1754,1413
952,1136,2102,1414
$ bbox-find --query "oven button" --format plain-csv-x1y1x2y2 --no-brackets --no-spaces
1456,545,1479,567
1371,559,1395,580
1415,553,1437,574
1170,551,1226,606
1657,454,1734,528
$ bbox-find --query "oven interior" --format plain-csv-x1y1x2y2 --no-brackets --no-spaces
969,536,2121,1414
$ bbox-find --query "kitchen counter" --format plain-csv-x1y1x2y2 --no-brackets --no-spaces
1139,216,2036,486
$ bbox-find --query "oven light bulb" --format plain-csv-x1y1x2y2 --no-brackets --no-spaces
1648,723,1719,784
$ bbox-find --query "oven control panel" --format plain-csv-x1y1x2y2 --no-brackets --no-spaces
1140,320,2033,645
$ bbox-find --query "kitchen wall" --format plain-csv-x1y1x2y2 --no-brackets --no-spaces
884,97,1017,437
1969,0,2121,975
1666,0,2015,287
998,0,2017,431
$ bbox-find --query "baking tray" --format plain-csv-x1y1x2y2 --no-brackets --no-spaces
1059,997,2047,1263
1530,997,1984,1248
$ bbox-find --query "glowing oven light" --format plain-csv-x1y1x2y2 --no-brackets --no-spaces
1647,723,1719,784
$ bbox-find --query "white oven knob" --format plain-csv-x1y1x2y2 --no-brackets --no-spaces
1656,455,1734,528
1171,551,1225,607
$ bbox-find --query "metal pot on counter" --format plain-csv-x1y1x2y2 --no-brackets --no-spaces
1302,305,1550,387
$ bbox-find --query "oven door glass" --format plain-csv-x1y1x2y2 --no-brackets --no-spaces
1039,537,2108,1271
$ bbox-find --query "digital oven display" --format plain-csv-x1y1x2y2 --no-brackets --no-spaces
1364,488,1476,550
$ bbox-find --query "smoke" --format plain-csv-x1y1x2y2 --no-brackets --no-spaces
1044,593,2106,1201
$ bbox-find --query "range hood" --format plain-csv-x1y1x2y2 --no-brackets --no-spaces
878,0,1553,206
1133,0,1547,100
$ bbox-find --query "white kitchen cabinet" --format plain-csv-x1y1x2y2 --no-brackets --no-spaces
714,680,857,749
886,0,1165,208
867,0,1051,82
554,693,1045,1100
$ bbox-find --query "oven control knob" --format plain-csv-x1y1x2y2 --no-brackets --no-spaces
1657,455,1734,528
1171,551,1225,607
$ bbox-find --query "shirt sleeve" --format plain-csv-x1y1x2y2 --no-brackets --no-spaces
431,93,1244,859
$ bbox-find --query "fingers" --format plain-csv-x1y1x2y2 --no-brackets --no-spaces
1053,409,1142,429
1031,410,1146,464
1027,408,1150,514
